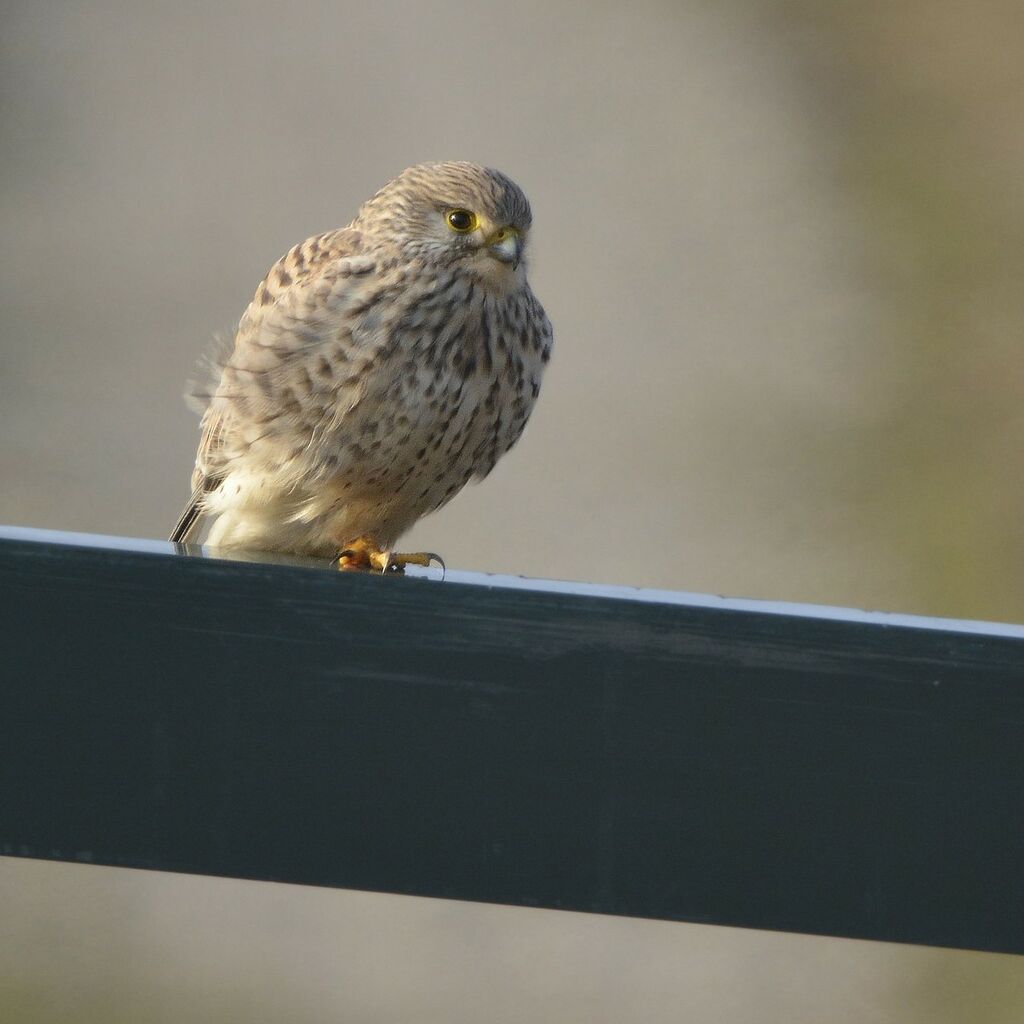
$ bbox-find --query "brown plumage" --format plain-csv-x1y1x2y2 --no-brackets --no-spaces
171,162,552,563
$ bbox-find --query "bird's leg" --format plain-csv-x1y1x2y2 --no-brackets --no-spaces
335,535,445,576
336,535,389,572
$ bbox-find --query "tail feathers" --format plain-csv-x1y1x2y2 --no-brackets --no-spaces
169,484,210,544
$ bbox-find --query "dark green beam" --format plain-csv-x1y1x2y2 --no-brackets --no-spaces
1,527,1022,954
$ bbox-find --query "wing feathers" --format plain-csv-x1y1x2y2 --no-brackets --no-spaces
170,228,369,542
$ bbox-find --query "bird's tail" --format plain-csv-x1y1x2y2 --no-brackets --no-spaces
169,485,207,544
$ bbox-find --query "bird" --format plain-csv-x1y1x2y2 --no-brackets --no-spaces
170,161,552,572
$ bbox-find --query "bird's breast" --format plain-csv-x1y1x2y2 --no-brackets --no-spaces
307,287,543,507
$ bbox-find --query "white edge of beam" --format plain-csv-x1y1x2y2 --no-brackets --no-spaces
2,524,1023,641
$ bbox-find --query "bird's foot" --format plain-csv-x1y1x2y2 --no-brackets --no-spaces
335,535,445,576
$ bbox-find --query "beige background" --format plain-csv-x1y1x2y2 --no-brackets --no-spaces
2,1,1023,1020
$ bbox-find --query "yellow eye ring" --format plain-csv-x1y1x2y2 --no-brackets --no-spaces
446,209,478,233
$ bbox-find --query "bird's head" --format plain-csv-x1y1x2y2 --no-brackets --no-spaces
354,162,533,289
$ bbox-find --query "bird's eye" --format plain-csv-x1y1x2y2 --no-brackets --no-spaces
446,209,478,233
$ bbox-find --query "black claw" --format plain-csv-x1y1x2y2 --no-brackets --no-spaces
381,552,446,579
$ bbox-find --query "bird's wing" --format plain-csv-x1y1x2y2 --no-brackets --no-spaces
170,227,373,543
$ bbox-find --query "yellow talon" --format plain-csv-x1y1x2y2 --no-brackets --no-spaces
383,550,446,576
336,535,445,577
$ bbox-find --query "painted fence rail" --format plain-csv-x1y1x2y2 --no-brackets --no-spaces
1,527,1022,954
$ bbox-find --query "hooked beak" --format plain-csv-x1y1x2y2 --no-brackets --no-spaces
486,226,523,269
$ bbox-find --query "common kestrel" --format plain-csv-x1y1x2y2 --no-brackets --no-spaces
170,162,552,571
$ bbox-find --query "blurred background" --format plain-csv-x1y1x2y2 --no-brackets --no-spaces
2,0,1023,1020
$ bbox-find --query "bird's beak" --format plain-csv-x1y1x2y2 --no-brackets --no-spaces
487,226,523,269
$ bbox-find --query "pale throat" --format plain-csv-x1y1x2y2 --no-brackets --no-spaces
468,252,526,295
